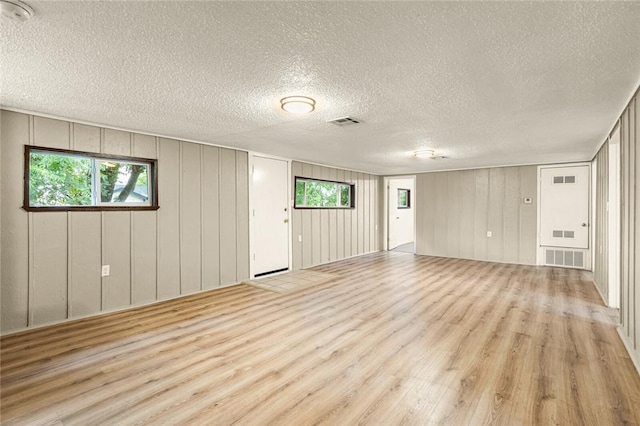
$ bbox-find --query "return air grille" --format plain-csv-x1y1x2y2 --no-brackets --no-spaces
552,230,575,239
327,116,361,126
553,175,576,184
544,249,585,269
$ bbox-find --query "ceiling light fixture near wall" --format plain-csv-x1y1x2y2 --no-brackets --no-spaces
414,149,435,159
280,96,316,114
414,149,449,160
0,0,34,22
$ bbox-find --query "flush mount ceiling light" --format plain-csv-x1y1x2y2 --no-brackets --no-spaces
0,0,34,22
280,96,315,114
413,149,435,159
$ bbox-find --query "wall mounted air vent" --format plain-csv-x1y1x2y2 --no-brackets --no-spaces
327,116,361,126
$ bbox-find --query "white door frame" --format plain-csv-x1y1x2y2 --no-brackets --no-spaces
383,175,417,252
248,152,292,278
536,162,592,268
591,158,598,271
609,126,621,309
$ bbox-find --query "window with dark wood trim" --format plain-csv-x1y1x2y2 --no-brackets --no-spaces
294,176,355,209
24,145,159,212
397,188,410,209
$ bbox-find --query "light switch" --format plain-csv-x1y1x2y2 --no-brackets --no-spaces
101,265,110,277
298,235,302,242
486,231,492,238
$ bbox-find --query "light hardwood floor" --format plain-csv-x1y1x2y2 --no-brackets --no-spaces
1,252,640,425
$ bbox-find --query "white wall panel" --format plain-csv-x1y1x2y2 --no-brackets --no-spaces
102,212,131,310
69,212,102,317
1,112,31,331
219,148,238,286
31,213,68,325
236,151,250,281
31,116,70,325
180,143,202,294
593,142,609,302
157,138,181,299
202,146,220,289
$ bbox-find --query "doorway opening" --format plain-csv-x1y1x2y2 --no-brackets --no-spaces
385,176,416,253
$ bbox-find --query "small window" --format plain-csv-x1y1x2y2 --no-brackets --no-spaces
25,146,158,211
564,175,576,184
553,176,564,184
397,188,410,208
294,177,354,209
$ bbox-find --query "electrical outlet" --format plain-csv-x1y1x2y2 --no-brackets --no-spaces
298,235,302,242
101,265,110,277
486,231,492,238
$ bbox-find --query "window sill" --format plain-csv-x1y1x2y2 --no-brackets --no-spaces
23,205,160,212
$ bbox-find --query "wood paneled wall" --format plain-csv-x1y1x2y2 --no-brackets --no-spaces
593,142,609,303
619,89,640,366
0,110,249,334
414,166,537,264
291,162,379,270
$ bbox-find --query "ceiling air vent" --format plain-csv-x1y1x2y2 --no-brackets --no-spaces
327,116,361,126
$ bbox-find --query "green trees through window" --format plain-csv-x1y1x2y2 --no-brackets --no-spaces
29,152,92,206
26,146,157,210
295,178,354,208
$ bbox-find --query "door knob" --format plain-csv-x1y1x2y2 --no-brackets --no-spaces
581,223,587,227
284,219,289,223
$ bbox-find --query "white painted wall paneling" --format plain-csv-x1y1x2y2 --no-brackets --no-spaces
414,166,537,264
291,161,379,270
618,90,640,367
0,110,250,334
593,142,609,303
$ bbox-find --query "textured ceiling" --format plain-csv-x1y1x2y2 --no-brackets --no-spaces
2,1,640,174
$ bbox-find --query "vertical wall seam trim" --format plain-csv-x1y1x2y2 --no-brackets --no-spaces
632,99,637,348
66,121,72,319
155,137,160,301
200,145,204,291
178,143,183,294
27,114,34,327
100,127,105,311
218,148,222,287
130,132,134,306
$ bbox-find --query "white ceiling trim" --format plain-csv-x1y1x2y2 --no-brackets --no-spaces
0,105,250,154
589,81,640,161
3,105,383,175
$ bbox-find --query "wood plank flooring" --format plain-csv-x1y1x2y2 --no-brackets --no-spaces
2,252,640,425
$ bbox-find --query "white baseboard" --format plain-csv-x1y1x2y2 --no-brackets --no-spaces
591,279,610,307
294,250,382,270
617,327,640,377
0,281,244,337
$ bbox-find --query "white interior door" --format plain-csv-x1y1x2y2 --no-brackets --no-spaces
252,156,289,276
540,165,589,249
